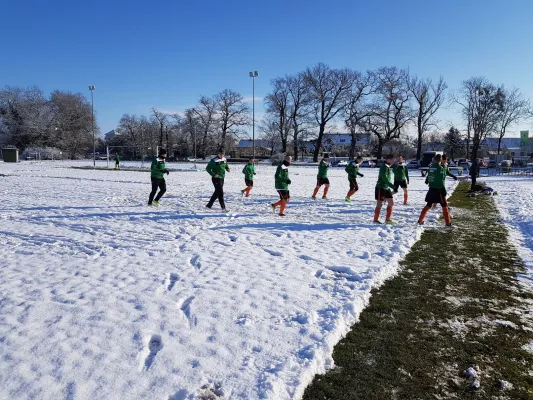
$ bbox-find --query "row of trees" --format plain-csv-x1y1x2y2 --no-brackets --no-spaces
0,86,97,158
111,89,251,160
1,65,531,161
263,64,532,162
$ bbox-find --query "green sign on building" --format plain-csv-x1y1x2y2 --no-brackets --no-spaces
520,130,529,147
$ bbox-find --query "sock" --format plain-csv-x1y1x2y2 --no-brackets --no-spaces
373,208,381,222
346,189,356,198
386,205,393,221
279,202,286,215
273,200,282,208
404,192,408,204
312,187,319,197
442,206,451,225
323,187,329,197
418,206,431,224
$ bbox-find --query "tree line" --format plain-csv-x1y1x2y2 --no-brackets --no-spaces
1,64,531,161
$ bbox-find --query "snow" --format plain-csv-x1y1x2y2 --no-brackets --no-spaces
485,176,533,291
0,161,458,400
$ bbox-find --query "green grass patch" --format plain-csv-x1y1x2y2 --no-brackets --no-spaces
303,182,533,400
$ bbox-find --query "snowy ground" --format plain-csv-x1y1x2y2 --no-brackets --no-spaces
0,161,458,400
485,176,533,291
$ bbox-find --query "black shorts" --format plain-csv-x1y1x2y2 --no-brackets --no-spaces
375,187,393,201
316,178,329,186
393,180,408,191
349,179,359,191
245,179,253,187
277,190,290,200
425,188,448,207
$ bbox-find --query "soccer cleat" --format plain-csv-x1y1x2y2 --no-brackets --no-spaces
345,196,351,203
279,213,286,217
206,205,212,209
385,220,395,225
418,221,424,225
446,223,452,227
322,196,327,200
147,203,153,207
373,220,382,224
222,208,230,213
311,196,317,200
271,203,276,212
153,201,160,207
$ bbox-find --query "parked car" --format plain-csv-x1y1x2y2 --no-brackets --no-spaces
457,158,469,165
487,160,497,168
447,161,457,167
499,160,511,167
406,160,420,169
478,160,487,167
359,160,376,168
331,160,348,167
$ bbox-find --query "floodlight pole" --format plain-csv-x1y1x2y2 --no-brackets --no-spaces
194,124,197,170
249,71,258,160
89,85,95,167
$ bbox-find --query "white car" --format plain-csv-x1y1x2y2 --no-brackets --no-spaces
360,160,376,168
337,160,348,167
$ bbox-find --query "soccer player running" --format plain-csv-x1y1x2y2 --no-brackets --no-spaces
418,154,458,226
206,150,230,212
392,155,409,204
241,158,256,198
344,156,364,202
374,154,396,224
114,153,120,170
271,155,292,216
312,154,330,200
148,148,169,206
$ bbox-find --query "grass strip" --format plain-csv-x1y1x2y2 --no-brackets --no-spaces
303,182,533,400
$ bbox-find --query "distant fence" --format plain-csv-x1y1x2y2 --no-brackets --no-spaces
481,167,533,177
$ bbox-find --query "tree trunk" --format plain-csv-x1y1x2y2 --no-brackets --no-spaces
350,127,356,160
292,121,299,161
313,124,326,162
375,138,384,160
416,112,423,160
497,137,502,155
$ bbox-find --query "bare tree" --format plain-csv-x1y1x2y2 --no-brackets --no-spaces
49,90,93,159
303,63,355,162
213,89,250,153
496,88,530,154
192,96,218,158
359,67,412,159
118,114,140,158
151,108,168,148
286,73,309,160
408,75,447,160
459,77,505,160
343,70,375,159
0,85,50,151
264,77,291,153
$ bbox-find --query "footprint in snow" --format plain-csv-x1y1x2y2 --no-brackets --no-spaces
166,273,179,291
143,335,163,370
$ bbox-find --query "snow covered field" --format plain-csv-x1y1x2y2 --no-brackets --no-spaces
0,161,458,400
486,176,533,291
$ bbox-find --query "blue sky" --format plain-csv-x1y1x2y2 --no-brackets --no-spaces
2,0,532,137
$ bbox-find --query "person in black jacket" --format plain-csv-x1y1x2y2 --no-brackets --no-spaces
469,159,480,191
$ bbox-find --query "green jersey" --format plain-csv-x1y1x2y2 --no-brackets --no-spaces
275,163,290,190
427,162,447,189
242,163,255,180
150,157,167,179
375,163,394,191
115,154,120,163
317,160,329,179
393,163,409,182
345,161,363,180
206,157,229,179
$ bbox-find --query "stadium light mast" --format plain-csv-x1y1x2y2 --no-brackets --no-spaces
88,85,96,167
249,71,258,160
